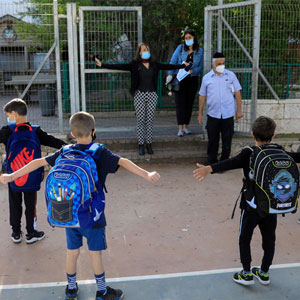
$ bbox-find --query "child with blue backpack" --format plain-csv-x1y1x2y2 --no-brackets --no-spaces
0,111,160,300
193,116,300,287
1,98,66,244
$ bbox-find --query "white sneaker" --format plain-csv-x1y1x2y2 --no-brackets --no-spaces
177,131,183,137
183,129,191,135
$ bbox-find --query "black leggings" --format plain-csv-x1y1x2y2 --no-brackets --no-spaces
175,76,199,125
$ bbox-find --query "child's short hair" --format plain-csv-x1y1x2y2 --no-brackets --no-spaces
70,111,95,138
252,116,276,142
3,98,27,116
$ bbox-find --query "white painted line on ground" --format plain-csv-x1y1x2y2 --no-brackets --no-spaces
1,262,300,290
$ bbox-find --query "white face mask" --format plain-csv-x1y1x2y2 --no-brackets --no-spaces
215,64,225,74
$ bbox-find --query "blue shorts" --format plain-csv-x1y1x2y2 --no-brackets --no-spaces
65,227,107,251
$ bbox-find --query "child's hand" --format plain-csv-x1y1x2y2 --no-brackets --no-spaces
0,174,13,184
146,171,160,183
193,163,212,181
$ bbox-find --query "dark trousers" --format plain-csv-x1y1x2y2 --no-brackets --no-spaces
9,185,37,234
239,209,277,272
206,115,234,164
175,76,199,125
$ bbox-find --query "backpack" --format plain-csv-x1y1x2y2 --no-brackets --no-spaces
248,144,299,215
4,123,43,192
45,143,105,229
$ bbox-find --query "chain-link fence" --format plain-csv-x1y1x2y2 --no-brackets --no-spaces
206,0,300,101
1,0,299,136
0,1,67,133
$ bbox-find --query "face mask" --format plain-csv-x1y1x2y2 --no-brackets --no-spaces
185,39,194,47
216,64,225,74
141,52,150,60
7,117,16,126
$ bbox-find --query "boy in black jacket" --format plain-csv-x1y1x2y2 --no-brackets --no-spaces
1,98,66,244
193,116,300,286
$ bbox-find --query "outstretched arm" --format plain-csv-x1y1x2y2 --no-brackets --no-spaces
193,164,212,181
118,158,160,183
94,57,132,71
0,158,48,184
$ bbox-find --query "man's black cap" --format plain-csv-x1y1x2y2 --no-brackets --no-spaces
213,52,225,59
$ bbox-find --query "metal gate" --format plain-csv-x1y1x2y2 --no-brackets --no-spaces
204,0,279,134
67,4,142,115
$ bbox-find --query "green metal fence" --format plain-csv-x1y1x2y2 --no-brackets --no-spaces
62,62,300,112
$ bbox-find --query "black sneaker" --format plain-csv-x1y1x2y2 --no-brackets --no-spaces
11,231,22,243
96,286,124,300
233,270,254,286
65,283,78,300
252,267,270,285
26,230,45,244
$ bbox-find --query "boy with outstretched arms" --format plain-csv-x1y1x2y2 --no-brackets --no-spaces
193,116,300,286
0,111,160,300
1,98,66,244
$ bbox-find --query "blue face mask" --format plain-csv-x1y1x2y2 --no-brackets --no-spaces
185,39,194,47
141,52,151,60
7,117,16,126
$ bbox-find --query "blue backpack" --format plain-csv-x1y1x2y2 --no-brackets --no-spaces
4,123,43,192
45,143,105,229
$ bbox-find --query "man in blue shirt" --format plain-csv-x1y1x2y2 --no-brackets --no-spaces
198,52,243,164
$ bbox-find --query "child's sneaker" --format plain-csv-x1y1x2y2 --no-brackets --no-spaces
96,286,124,300
65,283,78,300
233,270,254,286
26,230,45,244
11,231,22,243
251,267,270,285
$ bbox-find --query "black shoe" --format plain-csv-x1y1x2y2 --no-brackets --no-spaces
138,145,145,155
252,267,270,285
96,286,124,300
65,283,78,300
146,143,154,155
26,230,45,244
233,270,254,286
11,231,22,243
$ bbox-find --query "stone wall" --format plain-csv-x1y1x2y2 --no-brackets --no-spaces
243,99,300,134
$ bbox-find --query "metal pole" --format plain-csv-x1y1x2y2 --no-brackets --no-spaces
251,0,262,124
204,7,212,74
137,7,142,43
53,0,63,133
72,3,80,112
67,3,76,115
21,41,56,99
217,0,223,52
79,7,86,111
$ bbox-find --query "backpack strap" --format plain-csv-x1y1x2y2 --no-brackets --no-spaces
85,143,104,156
61,144,74,154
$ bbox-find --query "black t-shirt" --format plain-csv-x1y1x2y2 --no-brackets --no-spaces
0,122,66,149
186,52,194,63
45,143,120,227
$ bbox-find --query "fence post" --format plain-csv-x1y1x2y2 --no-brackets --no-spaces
67,3,80,114
217,0,223,52
204,7,212,74
53,0,63,133
251,0,261,124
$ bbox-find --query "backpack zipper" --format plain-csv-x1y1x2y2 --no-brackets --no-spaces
55,162,92,199
58,157,97,191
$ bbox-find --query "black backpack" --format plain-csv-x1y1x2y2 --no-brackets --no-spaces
248,144,299,215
